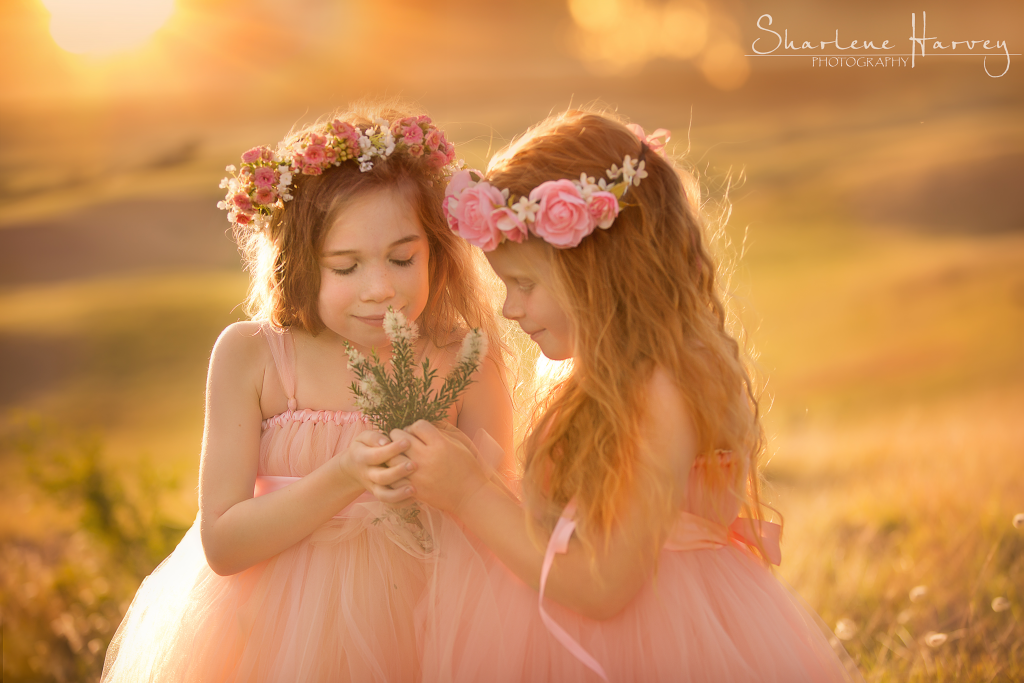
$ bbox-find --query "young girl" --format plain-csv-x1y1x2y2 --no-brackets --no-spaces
101,104,513,682
398,110,861,682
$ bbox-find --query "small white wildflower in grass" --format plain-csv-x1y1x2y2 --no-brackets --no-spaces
896,609,913,625
834,618,857,641
923,631,947,648
1013,512,1024,528
909,585,928,602
992,597,1011,612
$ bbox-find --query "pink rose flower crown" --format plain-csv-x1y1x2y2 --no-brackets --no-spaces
218,116,457,230
444,127,668,250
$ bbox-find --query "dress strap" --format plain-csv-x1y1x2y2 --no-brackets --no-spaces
262,324,298,411
538,499,609,682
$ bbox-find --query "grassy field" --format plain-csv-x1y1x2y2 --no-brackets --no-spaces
2,104,1022,681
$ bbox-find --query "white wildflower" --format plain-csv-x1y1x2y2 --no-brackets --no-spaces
383,309,418,343
1013,512,1024,528
992,597,1011,612
511,196,541,223
358,135,373,154
909,585,928,602
216,200,227,210
345,346,367,371
219,178,229,189
359,159,373,173
383,130,396,156
923,632,947,648
597,178,608,190
277,164,289,174
457,328,488,366
225,164,237,173
605,163,621,180
357,378,384,408
833,618,857,641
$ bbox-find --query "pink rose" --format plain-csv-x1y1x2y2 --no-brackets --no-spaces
303,144,326,165
443,169,478,226
241,147,263,164
426,150,448,169
330,120,360,148
444,141,456,164
401,123,424,145
416,115,432,124
407,143,424,157
425,129,443,151
302,164,322,175
453,182,504,250
254,187,276,205
253,166,276,189
529,180,595,248
586,191,620,229
309,133,327,146
231,192,253,212
487,207,527,243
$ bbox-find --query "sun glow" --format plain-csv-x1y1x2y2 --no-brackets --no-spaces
41,0,175,56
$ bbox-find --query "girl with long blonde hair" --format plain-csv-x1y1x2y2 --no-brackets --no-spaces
397,109,860,682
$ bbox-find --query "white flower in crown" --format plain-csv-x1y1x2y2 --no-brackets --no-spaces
578,173,600,199
632,160,648,186
620,155,637,185
605,163,621,181
511,196,541,223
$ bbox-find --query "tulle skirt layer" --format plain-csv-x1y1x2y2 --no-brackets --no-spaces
103,506,431,683
419,535,860,683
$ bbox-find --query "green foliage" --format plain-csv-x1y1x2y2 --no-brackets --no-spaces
1,416,188,683
346,308,486,433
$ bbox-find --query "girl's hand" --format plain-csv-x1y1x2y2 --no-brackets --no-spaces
391,420,489,514
334,430,417,504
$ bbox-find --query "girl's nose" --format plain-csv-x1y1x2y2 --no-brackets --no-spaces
501,294,523,321
360,264,396,303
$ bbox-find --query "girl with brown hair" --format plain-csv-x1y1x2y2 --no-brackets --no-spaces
102,104,512,682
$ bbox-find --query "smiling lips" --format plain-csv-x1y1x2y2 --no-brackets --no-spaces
354,314,386,327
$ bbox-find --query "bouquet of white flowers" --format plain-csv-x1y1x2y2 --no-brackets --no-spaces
344,308,487,433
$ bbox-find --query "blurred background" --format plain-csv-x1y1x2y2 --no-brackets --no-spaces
1,0,1022,680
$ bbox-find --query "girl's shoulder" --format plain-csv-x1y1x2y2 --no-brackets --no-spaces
209,321,274,376
640,366,699,480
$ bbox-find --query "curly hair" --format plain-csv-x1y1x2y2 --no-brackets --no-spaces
486,110,767,556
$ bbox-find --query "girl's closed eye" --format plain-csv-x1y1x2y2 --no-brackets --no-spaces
391,255,416,267
333,264,358,276
516,279,534,292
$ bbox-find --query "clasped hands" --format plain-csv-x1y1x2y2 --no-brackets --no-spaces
335,420,488,513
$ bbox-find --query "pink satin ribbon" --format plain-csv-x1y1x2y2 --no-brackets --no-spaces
666,511,783,565
538,501,782,679
538,499,609,682
253,476,374,518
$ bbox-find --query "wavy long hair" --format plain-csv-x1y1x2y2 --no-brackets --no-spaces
232,102,504,352
486,110,766,555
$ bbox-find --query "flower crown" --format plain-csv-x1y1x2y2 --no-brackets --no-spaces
218,116,457,230
444,124,669,250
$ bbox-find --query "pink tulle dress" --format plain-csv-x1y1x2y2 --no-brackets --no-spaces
102,325,436,682
418,449,863,683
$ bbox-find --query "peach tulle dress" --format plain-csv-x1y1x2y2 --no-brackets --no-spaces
418,449,864,683
102,325,437,682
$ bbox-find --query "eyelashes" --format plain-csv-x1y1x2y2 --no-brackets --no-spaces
331,256,416,276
